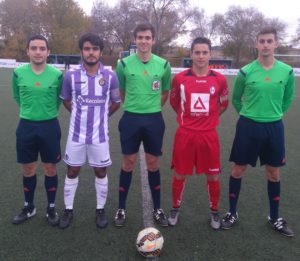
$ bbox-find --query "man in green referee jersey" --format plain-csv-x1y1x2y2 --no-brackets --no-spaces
12,35,63,226
114,23,171,227
221,27,295,237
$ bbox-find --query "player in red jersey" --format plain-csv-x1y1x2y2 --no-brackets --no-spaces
168,37,229,229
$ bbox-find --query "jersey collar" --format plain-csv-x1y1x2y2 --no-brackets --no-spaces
80,63,103,76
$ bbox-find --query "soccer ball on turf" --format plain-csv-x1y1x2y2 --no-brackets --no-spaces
136,227,164,257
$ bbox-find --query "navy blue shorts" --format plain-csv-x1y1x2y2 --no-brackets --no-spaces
16,118,61,164
229,116,285,167
119,111,165,156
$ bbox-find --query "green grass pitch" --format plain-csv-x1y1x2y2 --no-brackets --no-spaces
0,68,299,260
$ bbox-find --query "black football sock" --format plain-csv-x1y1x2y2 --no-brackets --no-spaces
45,175,58,208
23,175,37,208
118,169,132,209
229,176,241,215
148,170,161,210
268,180,280,220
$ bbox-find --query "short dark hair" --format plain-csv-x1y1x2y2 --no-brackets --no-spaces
27,35,49,50
191,37,212,52
78,33,104,51
257,27,278,41
133,23,155,39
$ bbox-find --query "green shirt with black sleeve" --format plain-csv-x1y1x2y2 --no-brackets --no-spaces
116,53,171,114
12,64,63,121
232,59,295,122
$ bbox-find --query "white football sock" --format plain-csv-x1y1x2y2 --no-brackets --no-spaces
64,176,79,210
95,175,108,209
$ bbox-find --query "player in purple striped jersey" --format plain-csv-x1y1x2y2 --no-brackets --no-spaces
59,33,121,229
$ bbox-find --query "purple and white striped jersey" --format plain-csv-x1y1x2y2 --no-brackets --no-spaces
60,64,120,144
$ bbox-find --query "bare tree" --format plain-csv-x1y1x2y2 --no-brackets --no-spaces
91,0,195,55
190,8,224,45
218,6,286,67
39,0,91,54
293,18,300,44
0,0,41,59
0,0,91,59
0,0,40,38
92,0,139,51
132,0,196,54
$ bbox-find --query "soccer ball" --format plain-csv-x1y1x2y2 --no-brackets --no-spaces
136,227,164,257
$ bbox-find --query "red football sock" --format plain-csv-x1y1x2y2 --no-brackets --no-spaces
172,175,186,208
206,178,220,211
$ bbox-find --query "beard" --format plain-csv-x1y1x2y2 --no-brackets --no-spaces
83,56,100,66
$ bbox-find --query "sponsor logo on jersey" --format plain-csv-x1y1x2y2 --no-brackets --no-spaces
191,93,210,113
76,95,106,106
77,95,84,105
196,80,207,83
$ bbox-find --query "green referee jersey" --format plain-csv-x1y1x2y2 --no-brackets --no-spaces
232,59,295,122
116,53,171,113
12,64,63,121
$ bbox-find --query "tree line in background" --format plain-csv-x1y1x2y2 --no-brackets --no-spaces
0,0,299,67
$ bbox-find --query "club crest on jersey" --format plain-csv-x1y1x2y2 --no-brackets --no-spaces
98,74,106,86
152,80,160,91
210,86,216,94
35,82,41,87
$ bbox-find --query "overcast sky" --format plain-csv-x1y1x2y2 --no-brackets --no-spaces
75,0,299,40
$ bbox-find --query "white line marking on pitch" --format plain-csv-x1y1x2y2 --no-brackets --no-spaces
139,145,159,261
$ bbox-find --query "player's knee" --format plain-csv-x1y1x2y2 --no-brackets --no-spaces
22,163,37,177
206,174,219,182
147,165,159,172
67,166,80,178
266,167,280,182
122,162,134,172
122,156,136,171
145,156,159,171
146,162,159,172
43,163,57,177
174,172,186,181
267,175,280,182
231,164,246,178
94,167,107,178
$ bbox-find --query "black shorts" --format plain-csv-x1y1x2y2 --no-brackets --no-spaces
119,111,165,156
229,116,285,167
16,118,61,164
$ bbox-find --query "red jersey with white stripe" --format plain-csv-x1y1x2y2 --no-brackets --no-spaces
170,69,229,131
